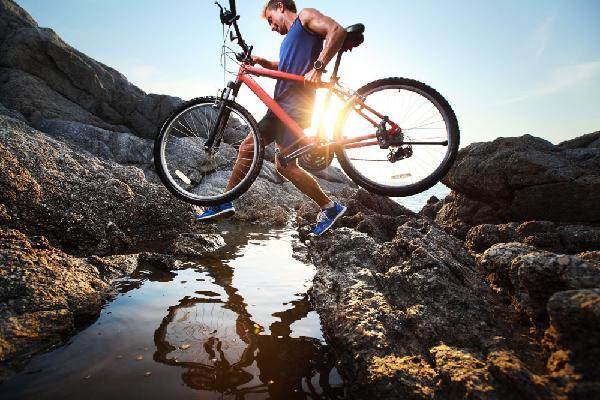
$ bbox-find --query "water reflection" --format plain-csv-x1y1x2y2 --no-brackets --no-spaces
0,225,345,399
152,253,343,399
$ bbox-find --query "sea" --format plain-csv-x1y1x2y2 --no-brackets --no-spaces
392,182,450,213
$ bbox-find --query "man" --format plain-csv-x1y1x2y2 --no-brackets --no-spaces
197,0,348,236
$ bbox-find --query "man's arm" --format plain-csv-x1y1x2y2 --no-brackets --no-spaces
251,55,279,70
298,8,347,84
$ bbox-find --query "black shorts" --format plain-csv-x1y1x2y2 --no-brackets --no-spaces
258,114,306,150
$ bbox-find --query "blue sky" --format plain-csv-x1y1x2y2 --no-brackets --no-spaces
15,0,600,146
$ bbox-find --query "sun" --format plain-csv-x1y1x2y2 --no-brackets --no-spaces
306,90,346,139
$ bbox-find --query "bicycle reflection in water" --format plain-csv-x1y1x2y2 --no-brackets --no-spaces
152,257,345,399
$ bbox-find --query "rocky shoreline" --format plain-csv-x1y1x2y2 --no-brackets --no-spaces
1,0,599,398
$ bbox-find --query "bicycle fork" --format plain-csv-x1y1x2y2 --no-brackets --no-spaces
204,81,241,152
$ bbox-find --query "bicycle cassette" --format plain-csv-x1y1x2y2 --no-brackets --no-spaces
299,146,335,173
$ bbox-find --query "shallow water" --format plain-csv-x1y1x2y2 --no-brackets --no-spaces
394,182,450,213
0,224,346,399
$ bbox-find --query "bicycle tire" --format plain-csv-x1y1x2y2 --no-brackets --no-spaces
154,96,263,206
334,77,460,197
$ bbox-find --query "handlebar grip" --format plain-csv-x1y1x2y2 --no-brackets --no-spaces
229,0,236,16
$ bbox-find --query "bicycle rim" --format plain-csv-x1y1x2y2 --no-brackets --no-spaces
156,100,262,205
336,79,458,196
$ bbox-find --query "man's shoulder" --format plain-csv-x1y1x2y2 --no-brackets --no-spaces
297,8,322,23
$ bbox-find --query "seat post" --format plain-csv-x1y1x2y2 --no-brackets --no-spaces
331,51,343,80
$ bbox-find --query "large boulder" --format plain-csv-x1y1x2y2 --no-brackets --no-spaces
0,67,126,131
0,227,137,381
0,115,199,256
476,243,600,332
304,190,561,399
465,221,600,254
0,1,182,138
440,133,600,226
0,0,36,43
545,289,600,387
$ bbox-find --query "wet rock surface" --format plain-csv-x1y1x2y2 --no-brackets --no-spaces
0,227,136,381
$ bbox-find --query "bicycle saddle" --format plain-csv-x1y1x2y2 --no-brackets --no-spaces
342,23,365,52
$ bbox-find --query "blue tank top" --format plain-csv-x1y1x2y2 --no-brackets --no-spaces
270,17,323,127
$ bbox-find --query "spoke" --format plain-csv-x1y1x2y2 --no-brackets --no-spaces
404,119,444,131
184,114,198,137
175,119,195,137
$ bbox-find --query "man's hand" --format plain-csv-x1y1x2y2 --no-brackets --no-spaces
250,55,279,70
304,69,323,86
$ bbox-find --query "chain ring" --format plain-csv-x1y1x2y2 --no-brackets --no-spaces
299,147,335,173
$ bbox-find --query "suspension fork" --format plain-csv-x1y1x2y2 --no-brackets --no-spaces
204,80,242,151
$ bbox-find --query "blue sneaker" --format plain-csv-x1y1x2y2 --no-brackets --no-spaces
312,202,347,236
196,202,235,221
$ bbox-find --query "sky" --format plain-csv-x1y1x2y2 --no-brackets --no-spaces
14,0,600,147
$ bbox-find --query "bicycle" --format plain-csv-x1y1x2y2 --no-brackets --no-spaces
154,0,459,206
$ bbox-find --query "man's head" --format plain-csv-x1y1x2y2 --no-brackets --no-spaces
262,0,297,35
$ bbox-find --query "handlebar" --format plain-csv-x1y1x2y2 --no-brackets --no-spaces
228,0,236,17
215,0,253,63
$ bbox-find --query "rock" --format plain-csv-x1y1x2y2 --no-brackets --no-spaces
305,190,558,398
233,178,305,227
0,0,37,43
477,243,600,331
514,252,600,328
0,227,138,381
465,220,600,254
0,67,126,131
32,119,155,175
435,192,513,239
0,115,200,256
442,134,600,224
545,289,600,383
465,223,519,253
516,221,563,252
32,119,152,163
0,101,26,123
166,233,225,256
311,165,355,185
558,130,600,149
0,2,182,138
419,195,442,220
557,225,600,254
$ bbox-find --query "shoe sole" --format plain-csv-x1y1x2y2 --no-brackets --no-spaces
314,206,347,237
196,208,235,222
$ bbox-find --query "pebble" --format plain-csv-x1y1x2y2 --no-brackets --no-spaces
144,372,151,377
180,344,191,350
136,356,143,361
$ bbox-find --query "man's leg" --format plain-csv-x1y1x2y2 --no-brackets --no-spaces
275,157,331,208
225,133,261,191
196,132,261,221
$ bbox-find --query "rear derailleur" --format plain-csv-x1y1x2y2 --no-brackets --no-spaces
377,116,412,163
387,145,412,163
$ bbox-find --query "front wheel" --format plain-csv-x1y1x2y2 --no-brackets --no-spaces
334,78,460,197
154,97,264,206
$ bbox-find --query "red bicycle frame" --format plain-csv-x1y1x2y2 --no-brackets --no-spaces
233,63,401,157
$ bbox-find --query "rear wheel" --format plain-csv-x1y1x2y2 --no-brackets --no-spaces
154,97,263,206
334,78,459,197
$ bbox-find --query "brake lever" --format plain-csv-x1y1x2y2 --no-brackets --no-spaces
215,1,224,20
236,45,253,62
